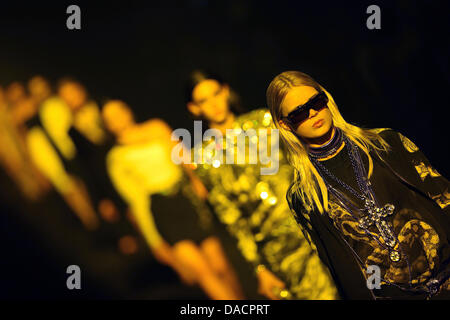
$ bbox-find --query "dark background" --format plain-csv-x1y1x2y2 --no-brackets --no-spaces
0,0,448,299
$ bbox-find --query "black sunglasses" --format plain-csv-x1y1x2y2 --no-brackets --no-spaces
283,91,329,128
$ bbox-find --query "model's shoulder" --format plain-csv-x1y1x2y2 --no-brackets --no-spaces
41,96,66,111
106,143,138,162
40,96,69,117
371,128,420,152
368,127,399,144
191,136,212,152
106,144,124,161
236,108,273,128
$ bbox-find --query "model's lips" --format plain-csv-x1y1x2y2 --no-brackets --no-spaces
312,119,324,128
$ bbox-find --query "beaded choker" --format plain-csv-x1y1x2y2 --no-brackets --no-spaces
307,127,344,160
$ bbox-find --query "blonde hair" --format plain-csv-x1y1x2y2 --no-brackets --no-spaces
266,71,390,214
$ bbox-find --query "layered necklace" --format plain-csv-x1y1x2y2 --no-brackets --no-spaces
308,127,402,263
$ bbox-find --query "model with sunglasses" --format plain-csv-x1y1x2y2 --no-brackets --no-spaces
267,71,450,299
186,70,337,300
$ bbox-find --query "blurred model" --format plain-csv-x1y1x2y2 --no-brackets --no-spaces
103,100,244,299
0,81,50,200
23,78,100,229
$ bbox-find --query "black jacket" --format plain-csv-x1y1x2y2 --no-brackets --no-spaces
287,128,450,300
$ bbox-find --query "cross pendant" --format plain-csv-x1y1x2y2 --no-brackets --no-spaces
358,198,397,248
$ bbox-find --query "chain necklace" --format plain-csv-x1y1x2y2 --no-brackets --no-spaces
308,127,343,160
309,131,402,263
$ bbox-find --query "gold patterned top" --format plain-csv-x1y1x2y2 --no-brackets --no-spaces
287,128,450,299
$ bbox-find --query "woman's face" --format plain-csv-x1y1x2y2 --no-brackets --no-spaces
28,77,51,103
279,85,333,140
6,82,26,105
58,82,87,111
102,101,134,135
189,79,230,124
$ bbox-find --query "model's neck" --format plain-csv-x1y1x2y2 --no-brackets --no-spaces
209,112,235,135
305,126,335,148
317,141,346,161
305,126,346,161
116,122,138,144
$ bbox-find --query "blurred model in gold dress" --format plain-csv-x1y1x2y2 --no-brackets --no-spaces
184,70,338,299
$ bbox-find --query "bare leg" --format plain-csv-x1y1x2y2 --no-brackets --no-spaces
62,177,99,230
173,240,239,300
201,236,245,299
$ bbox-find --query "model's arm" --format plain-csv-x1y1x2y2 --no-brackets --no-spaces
72,101,106,145
106,150,164,248
391,130,450,214
39,97,77,160
286,186,320,251
285,187,351,299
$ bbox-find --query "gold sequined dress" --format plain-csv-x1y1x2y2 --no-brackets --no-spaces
193,109,338,299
